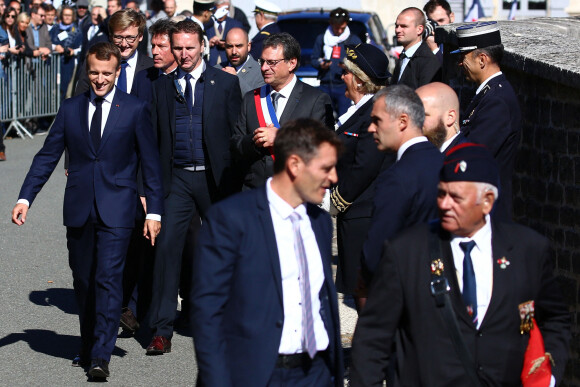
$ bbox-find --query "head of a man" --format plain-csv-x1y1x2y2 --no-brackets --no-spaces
109,8,145,60
329,7,349,37
368,84,424,152
193,0,215,24
8,0,20,14
214,0,229,22
42,4,56,25
273,118,341,206
30,5,45,27
416,82,459,149
437,143,499,237
150,18,177,73
91,6,105,25
86,42,121,97
171,19,204,72
395,7,425,49
260,32,299,91
107,0,121,16
224,27,249,67
125,1,139,11
0,0,5,17
164,0,176,18
458,45,503,84
423,0,454,25
253,1,278,30
60,5,75,26
77,2,89,19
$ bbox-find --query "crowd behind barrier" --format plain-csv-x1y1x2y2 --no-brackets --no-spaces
1,53,61,139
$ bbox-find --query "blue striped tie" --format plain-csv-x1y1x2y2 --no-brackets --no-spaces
289,212,317,358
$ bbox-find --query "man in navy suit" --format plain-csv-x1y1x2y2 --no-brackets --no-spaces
146,19,242,355
205,1,243,66
249,0,281,60
455,22,521,222
192,118,343,387
361,85,443,284
11,42,164,379
417,82,467,152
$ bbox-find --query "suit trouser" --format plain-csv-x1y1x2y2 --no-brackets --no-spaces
66,204,132,361
149,167,213,339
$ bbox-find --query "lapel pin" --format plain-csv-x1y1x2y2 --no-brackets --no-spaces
241,69,247,73
210,80,215,85
497,256,510,269
430,259,444,276
116,104,119,107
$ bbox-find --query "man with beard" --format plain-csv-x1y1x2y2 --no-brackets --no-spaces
416,82,466,152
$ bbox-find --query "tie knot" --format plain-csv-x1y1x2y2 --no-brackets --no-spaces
184,73,193,81
121,61,129,68
459,240,476,254
400,51,407,59
94,97,104,106
288,212,301,224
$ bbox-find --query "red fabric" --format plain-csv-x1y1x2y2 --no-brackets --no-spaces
521,318,552,387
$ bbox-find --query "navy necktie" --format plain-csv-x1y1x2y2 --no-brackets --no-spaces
90,97,104,150
217,21,223,34
184,73,193,110
459,240,477,326
288,212,317,358
117,60,129,92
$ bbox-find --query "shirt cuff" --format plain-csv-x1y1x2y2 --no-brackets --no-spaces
549,375,555,387
17,199,30,207
146,214,161,222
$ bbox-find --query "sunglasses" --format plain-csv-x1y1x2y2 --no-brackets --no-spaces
5,14,15,18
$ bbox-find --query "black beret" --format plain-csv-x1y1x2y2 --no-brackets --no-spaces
345,43,390,85
440,142,500,188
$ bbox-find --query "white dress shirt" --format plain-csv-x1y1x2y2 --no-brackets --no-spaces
450,214,493,329
336,93,373,128
177,61,206,106
398,40,421,81
396,136,428,161
115,51,139,94
266,178,330,354
440,132,461,153
270,74,297,120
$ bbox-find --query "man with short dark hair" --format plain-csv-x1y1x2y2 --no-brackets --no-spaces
361,85,442,285
392,7,441,89
417,82,466,152
217,26,264,94
26,5,52,59
11,42,163,380
423,0,454,61
311,7,361,116
146,19,242,355
193,118,344,386
455,21,520,222
351,143,570,386
232,32,334,190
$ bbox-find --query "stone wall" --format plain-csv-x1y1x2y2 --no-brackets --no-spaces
439,17,580,385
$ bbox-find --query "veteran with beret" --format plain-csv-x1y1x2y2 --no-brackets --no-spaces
329,43,394,311
351,143,570,386
455,21,521,222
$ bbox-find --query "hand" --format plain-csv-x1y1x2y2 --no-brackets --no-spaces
222,66,237,76
209,36,220,47
39,47,51,56
320,60,331,70
140,196,147,213
253,124,277,148
216,40,226,49
143,219,161,246
12,203,29,226
54,45,64,54
425,35,438,52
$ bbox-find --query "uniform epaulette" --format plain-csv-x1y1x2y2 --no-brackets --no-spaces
330,186,352,213
261,31,271,36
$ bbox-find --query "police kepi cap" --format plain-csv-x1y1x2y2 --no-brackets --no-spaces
440,142,500,188
345,43,391,85
194,0,215,12
450,21,501,54
254,0,281,16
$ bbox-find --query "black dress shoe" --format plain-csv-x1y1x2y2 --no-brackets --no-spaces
89,358,110,378
72,354,90,367
120,307,140,333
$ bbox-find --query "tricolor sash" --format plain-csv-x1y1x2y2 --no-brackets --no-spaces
253,84,280,129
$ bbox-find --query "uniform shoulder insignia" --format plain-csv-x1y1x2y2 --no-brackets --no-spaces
261,31,271,36
482,84,491,95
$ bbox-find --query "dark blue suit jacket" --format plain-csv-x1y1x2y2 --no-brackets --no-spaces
18,90,164,228
249,22,280,60
191,185,343,387
152,65,242,197
460,73,521,222
205,17,243,66
362,140,443,275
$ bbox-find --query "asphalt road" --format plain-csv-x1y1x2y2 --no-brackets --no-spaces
0,135,358,385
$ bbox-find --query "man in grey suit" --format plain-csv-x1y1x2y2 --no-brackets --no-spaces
26,5,52,58
232,32,334,190
216,27,265,95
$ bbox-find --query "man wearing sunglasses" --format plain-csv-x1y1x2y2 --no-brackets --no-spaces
232,32,334,190
76,9,153,96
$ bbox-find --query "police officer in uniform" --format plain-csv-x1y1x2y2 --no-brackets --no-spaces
249,0,280,60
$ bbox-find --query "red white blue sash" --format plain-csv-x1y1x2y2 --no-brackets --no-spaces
253,84,280,129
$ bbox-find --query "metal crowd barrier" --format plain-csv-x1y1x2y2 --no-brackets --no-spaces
1,54,61,139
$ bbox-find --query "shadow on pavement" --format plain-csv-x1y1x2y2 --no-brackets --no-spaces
29,288,77,315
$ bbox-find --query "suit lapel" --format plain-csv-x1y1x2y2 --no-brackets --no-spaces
279,79,303,125
164,75,176,137
480,222,514,329
80,93,93,154
202,68,216,128
99,90,122,150
256,187,284,305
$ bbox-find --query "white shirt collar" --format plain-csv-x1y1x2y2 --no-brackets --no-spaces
440,131,461,153
272,73,297,98
336,94,373,128
397,136,428,161
90,86,116,104
180,60,206,79
266,177,307,218
451,214,492,245
190,16,205,31
124,50,138,68
404,40,422,57
476,71,502,94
